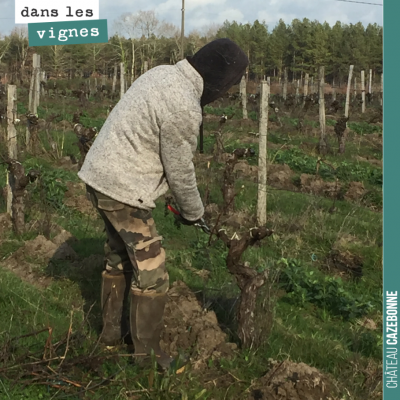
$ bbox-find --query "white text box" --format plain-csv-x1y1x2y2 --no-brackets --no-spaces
15,0,99,24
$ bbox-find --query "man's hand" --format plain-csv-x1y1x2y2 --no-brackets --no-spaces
174,214,211,234
173,213,200,226
168,204,210,234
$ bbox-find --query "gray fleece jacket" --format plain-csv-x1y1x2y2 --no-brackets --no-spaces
78,59,204,221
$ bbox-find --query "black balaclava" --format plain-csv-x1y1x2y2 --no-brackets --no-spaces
186,38,249,107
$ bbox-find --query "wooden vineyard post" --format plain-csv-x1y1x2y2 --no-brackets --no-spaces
41,71,46,96
28,58,35,113
332,78,336,101
120,62,125,99
144,60,148,73
304,73,309,96
318,66,327,154
361,71,366,113
353,77,357,100
303,73,309,107
380,73,383,106
311,76,314,94
345,65,354,118
295,79,300,103
131,39,135,84
28,54,41,111
282,67,287,100
26,54,40,150
240,75,248,119
112,63,117,94
89,78,93,96
369,68,373,94
4,86,39,234
257,79,269,226
7,85,17,216
35,55,41,108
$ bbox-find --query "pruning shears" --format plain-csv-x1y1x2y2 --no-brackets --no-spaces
167,204,211,235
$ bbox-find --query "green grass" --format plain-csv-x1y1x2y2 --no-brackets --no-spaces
0,97,383,399
270,147,382,186
348,121,382,135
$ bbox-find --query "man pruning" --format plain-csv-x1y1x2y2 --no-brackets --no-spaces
78,38,249,370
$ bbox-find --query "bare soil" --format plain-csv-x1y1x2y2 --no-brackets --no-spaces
161,280,237,369
344,181,366,202
0,213,12,239
300,174,339,198
0,230,77,288
246,359,335,400
268,164,297,191
327,249,363,279
355,155,382,168
54,120,73,131
64,181,97,216
362,133,383,148
326,234,365,279
56,156,79,171
234,160,258,182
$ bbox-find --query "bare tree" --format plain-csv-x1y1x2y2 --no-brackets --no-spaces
318,66,327,154
90,44,104,75
50,45,68,76
108,33,128,80
0,35,11,63
137,10,159,39
137,11,161,70
187,31,204,55
158,21,180,38
113,11,161,77
9,27,30,79
157,22,180,63
201,23,222,41
114,13,141,83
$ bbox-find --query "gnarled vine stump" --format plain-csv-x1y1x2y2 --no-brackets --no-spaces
217,227,274,348
73,124,98,168
4,160,39,235
334,116,349,154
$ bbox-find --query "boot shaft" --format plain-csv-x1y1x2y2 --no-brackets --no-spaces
130,291,167,341
100,270,130,346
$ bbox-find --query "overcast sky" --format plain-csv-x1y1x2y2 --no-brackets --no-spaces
0,0,383,36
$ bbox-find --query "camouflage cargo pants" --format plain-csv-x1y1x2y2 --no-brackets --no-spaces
86,185,169,294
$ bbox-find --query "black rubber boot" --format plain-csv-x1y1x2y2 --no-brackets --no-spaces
130,291,176,370
100,270,130,346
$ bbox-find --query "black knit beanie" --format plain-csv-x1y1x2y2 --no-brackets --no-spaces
186,38,249,106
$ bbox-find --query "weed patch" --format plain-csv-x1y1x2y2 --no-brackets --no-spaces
279,258,376,320
271,148,382,185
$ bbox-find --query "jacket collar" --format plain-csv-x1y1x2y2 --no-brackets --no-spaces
176,59,203,100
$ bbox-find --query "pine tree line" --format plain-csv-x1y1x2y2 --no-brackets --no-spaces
0,14,382,86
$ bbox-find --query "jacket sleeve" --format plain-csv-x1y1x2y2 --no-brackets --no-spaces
160,110,204,221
